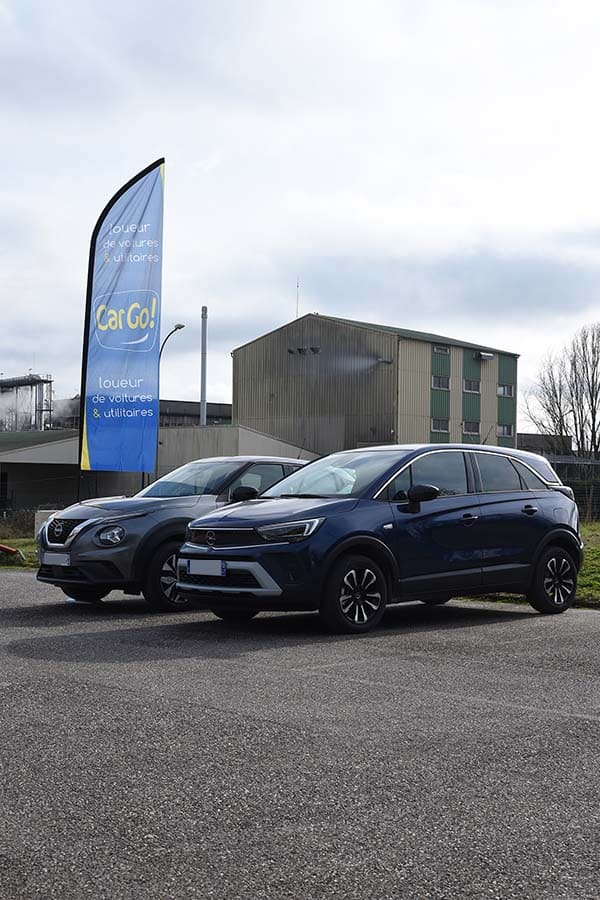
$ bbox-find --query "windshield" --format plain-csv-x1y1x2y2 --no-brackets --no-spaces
136,460,242,498
263,451,410,498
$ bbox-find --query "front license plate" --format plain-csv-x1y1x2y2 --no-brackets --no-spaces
42,551,71,566
187,559,226,577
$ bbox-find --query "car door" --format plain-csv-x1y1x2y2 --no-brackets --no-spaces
383,449,482,596
472,451,554,591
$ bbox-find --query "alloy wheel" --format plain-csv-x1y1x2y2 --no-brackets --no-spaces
339,567,382,625
543,556,575,607
159,553,186,605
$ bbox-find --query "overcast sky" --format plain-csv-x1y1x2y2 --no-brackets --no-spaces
2,0,600,427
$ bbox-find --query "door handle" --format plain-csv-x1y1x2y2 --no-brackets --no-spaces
462,513,478,526
522,505,538,516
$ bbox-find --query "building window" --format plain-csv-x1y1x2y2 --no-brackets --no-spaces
463,379,480,393
433,345,449,355
432,418,449,433
463,421,480,435
497,383,515,398
432,375,450,390
497,424,514,437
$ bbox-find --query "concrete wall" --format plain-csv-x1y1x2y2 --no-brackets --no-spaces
156,426,315,477
1,426,315,513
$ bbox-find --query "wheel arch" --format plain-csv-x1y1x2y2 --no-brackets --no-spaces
531,528,583,575
131,519,189,582
322,535,399,598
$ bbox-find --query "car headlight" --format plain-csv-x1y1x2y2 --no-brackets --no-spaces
256,518,324,543
98,525,126,546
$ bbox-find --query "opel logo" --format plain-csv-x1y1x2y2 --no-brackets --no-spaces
206,531,216,546
53,522,64,537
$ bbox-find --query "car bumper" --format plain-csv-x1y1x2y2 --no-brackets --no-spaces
36,540,137,591
176,541,321,611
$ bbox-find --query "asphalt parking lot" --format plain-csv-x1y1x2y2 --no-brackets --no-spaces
1,572,600,899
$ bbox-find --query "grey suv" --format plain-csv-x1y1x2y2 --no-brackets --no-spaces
37,456,305,610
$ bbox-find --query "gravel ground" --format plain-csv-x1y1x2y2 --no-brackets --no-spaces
1,571,600,899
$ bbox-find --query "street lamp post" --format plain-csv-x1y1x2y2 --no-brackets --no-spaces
160,323,185,360
149,323,185,485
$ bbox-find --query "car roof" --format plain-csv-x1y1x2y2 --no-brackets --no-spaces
183,456,307,465
340,443,550,465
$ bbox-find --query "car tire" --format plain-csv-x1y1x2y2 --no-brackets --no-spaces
527,546,578,614
319,553,388,634
419,596,451,606
142,540,189,612
210,608,259,624
61,587,108,604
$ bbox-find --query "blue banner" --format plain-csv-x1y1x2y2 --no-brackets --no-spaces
80,160,164,472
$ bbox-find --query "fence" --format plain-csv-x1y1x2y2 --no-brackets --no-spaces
0,509,36,538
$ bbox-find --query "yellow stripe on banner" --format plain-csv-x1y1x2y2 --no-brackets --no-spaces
80,410,91,470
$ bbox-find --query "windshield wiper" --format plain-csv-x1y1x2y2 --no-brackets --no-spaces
278,493,331,499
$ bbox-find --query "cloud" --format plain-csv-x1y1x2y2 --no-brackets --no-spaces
2,0,600,430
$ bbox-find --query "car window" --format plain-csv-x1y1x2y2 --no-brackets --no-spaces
228,463,286,495
512,460,548,490
476,453,522,492
525,456,561,483
382,468,411,502
137,461,242,497
410,452,468,497
264,450,412,498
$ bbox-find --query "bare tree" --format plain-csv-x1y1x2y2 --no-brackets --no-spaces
526,323,600,460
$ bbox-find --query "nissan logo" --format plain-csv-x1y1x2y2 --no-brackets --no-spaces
206,531,216,546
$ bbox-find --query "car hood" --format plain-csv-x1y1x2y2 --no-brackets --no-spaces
190,496,359,528
54,495,217,521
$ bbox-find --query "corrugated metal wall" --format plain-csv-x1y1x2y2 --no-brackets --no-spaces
233,316,398,454
396,338,431,442
480,355,500,445
449,348,463,442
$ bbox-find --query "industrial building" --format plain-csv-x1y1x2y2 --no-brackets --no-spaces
0,374,53,431
233,314,519,455
51,397,233,430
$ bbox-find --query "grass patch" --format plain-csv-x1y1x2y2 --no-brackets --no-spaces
0,538,38,568
574,522,600,603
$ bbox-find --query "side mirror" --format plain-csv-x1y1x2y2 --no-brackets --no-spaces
230,485,259,503
406,483,440,512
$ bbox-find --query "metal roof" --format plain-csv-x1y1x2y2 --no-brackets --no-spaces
232,313,519,357
0,429,78,451
317,315,519,356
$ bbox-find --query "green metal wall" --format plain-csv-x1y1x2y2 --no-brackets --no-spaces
497,354,517,447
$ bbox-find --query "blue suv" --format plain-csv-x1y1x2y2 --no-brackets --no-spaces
176,444,583,633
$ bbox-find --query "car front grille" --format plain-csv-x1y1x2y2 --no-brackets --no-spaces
187,528,261,548
39,564,88,581
46,518,84,545
179,570,260,589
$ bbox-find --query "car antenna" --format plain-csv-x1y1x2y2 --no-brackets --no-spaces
480,424,494,445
